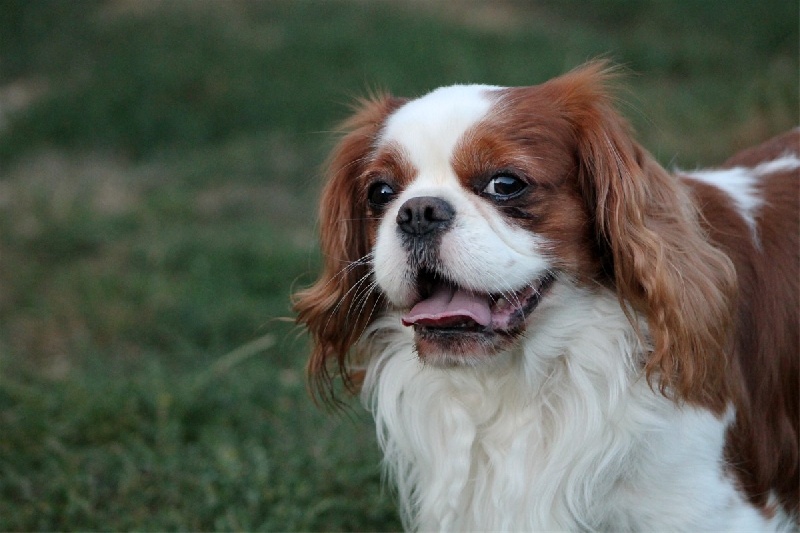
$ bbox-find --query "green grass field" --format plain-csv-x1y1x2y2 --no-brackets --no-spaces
0,1,796,530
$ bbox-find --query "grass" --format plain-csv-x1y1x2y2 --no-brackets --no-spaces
0,0,796,530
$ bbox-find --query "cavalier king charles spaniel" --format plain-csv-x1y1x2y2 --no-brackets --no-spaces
294,62,798,531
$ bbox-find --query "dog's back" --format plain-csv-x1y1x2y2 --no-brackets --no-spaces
682,129,799,515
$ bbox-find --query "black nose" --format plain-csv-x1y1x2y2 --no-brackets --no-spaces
396,196,455,236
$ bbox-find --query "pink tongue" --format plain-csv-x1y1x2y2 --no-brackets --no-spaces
401,284,491,328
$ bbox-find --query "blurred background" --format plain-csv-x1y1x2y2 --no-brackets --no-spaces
0,0,796,530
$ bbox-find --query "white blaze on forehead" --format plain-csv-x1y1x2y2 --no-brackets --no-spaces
378,84,500,182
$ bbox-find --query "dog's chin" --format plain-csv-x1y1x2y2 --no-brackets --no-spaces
400,271,557,366
413,327,520,367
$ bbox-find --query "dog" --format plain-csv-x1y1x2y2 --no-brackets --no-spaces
294,62,799,531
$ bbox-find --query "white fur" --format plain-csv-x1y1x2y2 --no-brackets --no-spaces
378,84,499,179
360,284,780,531
359,85,786,531
683,155,800,247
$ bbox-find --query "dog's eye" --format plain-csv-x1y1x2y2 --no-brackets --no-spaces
483,173,527,200
368,181,396,208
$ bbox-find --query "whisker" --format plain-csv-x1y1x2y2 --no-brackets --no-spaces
359,288,387,336
354,282,386,329
486,271,525,312
349,277,380,320
322,269,375,333
313,252,374,296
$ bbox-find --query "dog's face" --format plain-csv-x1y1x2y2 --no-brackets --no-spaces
295,62,736,406
364,84,596,365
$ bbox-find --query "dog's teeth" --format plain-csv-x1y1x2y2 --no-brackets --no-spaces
495,297,509,310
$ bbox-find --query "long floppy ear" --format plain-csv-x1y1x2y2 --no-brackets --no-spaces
293,94,405,404
554,62,737,410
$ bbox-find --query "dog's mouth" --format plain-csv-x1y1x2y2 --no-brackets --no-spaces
400,268,556,362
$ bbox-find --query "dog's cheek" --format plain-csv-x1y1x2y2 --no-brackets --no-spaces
365,214,380,249
372,217,415,306
439,214,552,291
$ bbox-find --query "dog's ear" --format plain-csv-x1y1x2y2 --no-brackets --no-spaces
294,94,405,404
553,62,737,409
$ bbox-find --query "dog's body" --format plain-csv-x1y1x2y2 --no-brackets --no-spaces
295,63,799,531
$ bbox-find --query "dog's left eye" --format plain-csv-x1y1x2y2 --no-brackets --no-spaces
368,181,397,208
483,173,527,200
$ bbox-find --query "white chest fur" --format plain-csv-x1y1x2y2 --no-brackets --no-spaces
360,286,780,532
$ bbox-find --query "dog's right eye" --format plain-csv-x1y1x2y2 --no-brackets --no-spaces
482,173,527,201
368,182,396,208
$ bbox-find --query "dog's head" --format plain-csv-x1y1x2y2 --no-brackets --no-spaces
295,62,735,407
